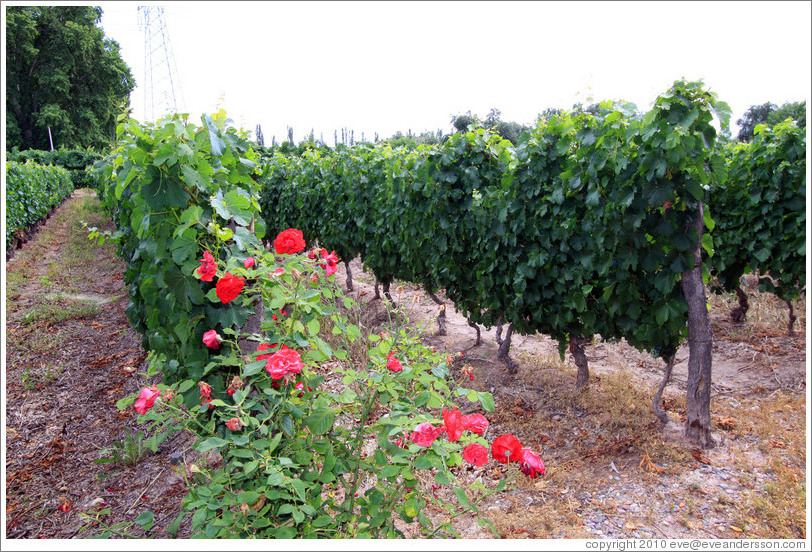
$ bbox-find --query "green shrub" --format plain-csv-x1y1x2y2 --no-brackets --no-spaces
6,161,74,251
7,147,104,189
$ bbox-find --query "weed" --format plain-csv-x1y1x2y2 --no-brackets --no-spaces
95,429,150,467
19,363,64,390
75,508,156,539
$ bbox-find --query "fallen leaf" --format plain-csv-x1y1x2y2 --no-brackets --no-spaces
639,452,665,473
716,416,737,430
730,525,744,533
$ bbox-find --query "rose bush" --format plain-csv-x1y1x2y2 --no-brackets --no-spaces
117,225,548,538
100,113,546,539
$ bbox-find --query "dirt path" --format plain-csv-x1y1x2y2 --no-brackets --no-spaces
5,191,189,539
4,192,807,540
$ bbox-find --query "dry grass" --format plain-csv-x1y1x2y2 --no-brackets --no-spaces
708,282,807,340
724,392,807,538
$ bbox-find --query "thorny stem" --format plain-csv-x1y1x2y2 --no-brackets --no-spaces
345,387,379,529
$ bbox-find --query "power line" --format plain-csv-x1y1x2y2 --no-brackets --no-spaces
137,6,185,122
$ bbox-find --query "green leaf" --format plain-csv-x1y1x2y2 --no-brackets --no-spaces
305,407,336,435
312,515,334,528
379,464,401,478
477,516,500,538
434,471,451,486
142,173,191,211
477,391,495,412
243,359,266,377
452,486,470,508
701,232,714,258
116,395,135,411
197,437,228,452
703,205,715,232
431,362,449,379
191,508,207,530
224,189,254,226
753,247,770,263
204,115,226,156
177,379,196,394
166,511,185,537
181,165,207,191
281,415,294,436
655,303,669,326
210,190,231,221
413,455,436,470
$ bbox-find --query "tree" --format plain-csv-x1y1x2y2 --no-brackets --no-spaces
255,124,265,146
6,6,135,150
767,100,806,129
450,111,479,132
736,102,777,142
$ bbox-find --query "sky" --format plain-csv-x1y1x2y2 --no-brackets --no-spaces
10,1,812,144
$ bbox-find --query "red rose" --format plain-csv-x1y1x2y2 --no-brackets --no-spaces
462,413,489,435
410,422,444,447
134,385,160,415
202,329,221,349
196,251,217,281
265,345,304,380
319,249,339,277
442,408,464,442
216,272,245,303
491,434,522,463
386,352,403,373
274,228,306,254
518,448,545,478
243,256,255,269
462,443,489,467
225,418,242,431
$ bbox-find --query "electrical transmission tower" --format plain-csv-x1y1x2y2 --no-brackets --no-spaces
138,6,185,122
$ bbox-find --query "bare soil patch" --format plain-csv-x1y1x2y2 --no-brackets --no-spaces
4,193,807,541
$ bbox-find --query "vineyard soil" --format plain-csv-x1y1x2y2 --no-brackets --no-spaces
4,190,807,541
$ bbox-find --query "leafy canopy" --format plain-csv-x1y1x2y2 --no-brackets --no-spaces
5,6,135,150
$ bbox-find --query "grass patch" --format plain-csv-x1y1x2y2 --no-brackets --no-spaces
7,191,115,323
19,296,101,325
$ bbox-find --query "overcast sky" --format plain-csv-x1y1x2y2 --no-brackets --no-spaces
48,1,812,143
